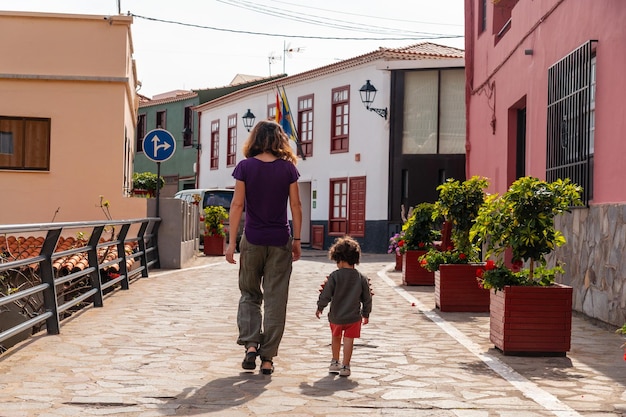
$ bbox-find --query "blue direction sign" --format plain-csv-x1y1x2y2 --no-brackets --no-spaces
142,129,176,162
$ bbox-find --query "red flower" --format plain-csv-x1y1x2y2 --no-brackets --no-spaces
476,277,484,289
485,260,496,270
420,259,427,266
459,253,466,260
418,242,425,248
511,259,523,272
476,269,484,278
398,240,405,247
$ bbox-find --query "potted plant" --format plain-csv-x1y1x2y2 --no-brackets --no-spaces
419,176,490,312
132,172,164,197
471,176,583,355
387,231,405,271
400,202,441,285
203,205,228,256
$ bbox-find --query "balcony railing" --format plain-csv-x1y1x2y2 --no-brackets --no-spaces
0,217,160,352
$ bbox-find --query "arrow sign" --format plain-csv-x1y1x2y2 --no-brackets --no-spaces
142,129,176,162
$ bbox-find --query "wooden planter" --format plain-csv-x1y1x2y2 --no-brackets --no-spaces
394,253,402,271
489,284,573,356
402,250,434,285
435,263,489,312
203,235,225,256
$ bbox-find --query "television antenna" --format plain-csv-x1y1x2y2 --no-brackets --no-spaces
268,52,282,76
283,41,305,74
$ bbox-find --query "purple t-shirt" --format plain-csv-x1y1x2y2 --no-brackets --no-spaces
232,157,300,246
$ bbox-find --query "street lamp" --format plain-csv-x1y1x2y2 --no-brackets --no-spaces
242,109,256,132
359,80,388,120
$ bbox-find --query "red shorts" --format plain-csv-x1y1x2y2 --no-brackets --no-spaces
330,320,362,338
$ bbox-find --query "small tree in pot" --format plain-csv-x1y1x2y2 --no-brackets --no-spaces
470,176,583,355
420,176,489,272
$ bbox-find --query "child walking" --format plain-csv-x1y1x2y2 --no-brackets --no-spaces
316,236,373,377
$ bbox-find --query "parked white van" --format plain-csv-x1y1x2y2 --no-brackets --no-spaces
174,188,243,249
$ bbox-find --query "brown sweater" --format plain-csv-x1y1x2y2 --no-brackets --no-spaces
317,268,372,325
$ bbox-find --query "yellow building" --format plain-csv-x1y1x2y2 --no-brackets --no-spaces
0,11,145,224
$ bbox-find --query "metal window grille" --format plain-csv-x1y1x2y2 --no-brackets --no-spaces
546,40,597,205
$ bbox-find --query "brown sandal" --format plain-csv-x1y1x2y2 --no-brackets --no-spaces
260,359,274,375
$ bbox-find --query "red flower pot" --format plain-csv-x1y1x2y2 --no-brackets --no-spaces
435,263,489,312
402,250,434,285
489,284,573,356
203,235,225,256
394,253,402,271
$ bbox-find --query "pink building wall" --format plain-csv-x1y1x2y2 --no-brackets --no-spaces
465,0,626,326
465,0,626,203
0,12,145,224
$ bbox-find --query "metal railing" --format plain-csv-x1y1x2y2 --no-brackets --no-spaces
0,217,160,349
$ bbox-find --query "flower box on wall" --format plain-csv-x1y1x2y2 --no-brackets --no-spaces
402,250,434,285
490,284,573,356
435,263,489,312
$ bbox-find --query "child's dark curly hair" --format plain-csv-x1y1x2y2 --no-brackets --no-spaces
328,236,361,266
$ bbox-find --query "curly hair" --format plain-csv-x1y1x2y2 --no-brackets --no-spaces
242,120,297,164
328,236,361,266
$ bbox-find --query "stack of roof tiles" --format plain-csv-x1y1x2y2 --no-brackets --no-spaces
0,236,137,276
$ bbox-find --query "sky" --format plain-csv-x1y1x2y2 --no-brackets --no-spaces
0,0,465,98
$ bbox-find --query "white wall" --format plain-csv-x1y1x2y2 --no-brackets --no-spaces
197,62,391,223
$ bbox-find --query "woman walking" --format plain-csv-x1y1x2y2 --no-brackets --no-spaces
225,120,302,375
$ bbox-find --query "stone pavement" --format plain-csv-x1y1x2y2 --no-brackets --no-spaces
0,250,625,417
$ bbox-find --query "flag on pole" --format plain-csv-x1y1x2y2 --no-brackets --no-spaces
277,86,305,159
275,93,281,124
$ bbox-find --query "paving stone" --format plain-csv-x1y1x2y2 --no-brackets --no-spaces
0,251,624,416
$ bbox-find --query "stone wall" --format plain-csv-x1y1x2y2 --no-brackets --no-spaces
550,204,626,327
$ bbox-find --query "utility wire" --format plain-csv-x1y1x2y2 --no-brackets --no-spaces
129,13,462,41
263,0,464,27
215,0,451,36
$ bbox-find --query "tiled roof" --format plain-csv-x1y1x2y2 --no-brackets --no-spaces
0,235,137,275
139,90,198,107
380,42,464,59
194,41,464,111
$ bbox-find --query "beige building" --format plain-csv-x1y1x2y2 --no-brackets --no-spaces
0,11,145,224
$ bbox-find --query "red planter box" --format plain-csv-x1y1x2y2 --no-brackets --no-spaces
402,250,434,285
435,263,489,312
203,235,225,256
489,284,573,356
394,253,402,271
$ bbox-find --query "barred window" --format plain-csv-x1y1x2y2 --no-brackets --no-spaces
546,40,597,204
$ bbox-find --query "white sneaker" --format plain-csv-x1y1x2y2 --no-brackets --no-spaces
329,360,341,373
339,365,351,377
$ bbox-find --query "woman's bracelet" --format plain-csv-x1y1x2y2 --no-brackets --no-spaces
293,238,301,241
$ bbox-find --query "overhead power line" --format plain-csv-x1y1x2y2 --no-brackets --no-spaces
128,13,463,41
215,0,451,37
263,0,464,27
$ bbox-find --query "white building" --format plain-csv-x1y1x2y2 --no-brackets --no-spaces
194,43,465,252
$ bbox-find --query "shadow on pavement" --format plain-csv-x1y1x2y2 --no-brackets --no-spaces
299,374,359,397
164,373,270,415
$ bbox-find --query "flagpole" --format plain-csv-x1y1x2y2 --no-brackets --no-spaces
279,86,306,160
